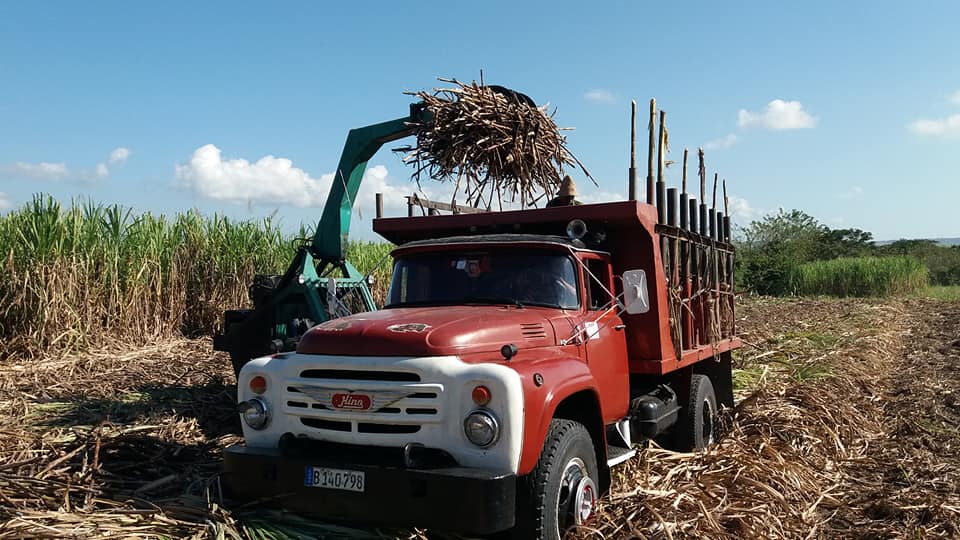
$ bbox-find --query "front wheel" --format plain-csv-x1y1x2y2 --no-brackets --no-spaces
513,419,599,540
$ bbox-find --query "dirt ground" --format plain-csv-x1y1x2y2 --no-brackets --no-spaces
744,298,960,538
1,297,958,539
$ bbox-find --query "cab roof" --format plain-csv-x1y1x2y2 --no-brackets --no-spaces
373,200,660,246
392,233,606,255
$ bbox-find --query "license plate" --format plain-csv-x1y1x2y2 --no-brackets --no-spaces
303,466,365,492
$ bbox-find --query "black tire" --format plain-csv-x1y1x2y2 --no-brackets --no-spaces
230,352,252,379
676,373,717,451
513,419,599,540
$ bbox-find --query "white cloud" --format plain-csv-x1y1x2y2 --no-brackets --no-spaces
584,89,616,103
176,144,335,207
950,91,960,106
4,147,129,182
0,192,10,211
578,190,625,204
174,144,636,216
908,114,960,136
355,164,419,213
835,186,864,199
727,195,758,223
738,99,817,130
704,133,738,151
174,144,424,215
93,146,131,179
108,147,130,165
8,161,70,180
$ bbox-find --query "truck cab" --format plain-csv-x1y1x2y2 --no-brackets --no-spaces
222,201,740,539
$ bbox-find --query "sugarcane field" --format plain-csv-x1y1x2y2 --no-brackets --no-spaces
3,5,960,540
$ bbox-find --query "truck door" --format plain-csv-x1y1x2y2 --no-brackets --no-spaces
580,257,630,422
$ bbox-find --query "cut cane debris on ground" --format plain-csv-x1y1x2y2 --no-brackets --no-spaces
2,298,959,538
585,298,960,539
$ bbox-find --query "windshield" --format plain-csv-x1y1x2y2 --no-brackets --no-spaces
386,249,580,309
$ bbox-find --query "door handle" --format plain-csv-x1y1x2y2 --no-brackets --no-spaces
614,324,626,331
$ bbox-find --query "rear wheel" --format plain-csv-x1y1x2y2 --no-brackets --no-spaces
513,419,599,540
676,373,717,451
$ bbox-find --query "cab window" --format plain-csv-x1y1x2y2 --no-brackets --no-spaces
586,259,613,311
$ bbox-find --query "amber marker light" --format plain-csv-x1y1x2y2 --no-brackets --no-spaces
249,375,267,395
472,385,492,406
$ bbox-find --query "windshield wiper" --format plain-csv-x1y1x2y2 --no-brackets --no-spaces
461,296,524,308
520,301,566,309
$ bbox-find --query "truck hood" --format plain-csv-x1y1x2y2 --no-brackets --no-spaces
297,305,565,357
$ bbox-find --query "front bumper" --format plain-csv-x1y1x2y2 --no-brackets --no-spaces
222,445,517,535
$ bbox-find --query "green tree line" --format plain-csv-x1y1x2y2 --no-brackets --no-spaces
735,209,957,296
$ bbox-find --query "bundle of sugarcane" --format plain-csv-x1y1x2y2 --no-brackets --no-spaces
402,78,592,209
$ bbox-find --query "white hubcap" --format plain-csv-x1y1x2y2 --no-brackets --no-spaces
558,457,596,534
573,476,597,524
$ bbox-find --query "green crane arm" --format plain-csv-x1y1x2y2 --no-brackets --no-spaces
311,104,427,264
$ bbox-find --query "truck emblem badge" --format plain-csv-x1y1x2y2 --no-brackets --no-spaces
387,323,431,333
294,386,415,411
332,393,372,410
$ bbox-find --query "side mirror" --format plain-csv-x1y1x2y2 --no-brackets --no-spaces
622,269,650,314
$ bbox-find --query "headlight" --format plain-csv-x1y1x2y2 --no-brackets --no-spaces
239,398,270,430
464,410,499,447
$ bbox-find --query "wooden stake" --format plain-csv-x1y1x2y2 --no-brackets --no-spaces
657,110,666,185
698,148,706,202
712,173,718,209
723,179,729,216
656,110,667,224
682,148,688,194
629,100,637,200
647,99,656,204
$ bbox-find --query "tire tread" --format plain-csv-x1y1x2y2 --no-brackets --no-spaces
514,419,593,539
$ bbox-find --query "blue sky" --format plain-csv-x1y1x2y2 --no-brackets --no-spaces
1,1,958,240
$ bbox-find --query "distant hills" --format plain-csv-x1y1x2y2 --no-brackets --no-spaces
875,237,960,246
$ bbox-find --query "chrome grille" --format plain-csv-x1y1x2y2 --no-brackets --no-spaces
284,365,443,437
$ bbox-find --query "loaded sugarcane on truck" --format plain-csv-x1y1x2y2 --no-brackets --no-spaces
217,99,741,539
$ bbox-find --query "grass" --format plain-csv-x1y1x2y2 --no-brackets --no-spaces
783,330,840,349
921,285,960,301
788,256,928,297
732,326,844,392
0,194,393,360
732,364,767,390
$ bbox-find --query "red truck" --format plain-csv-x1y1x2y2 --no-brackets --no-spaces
222,196,740,538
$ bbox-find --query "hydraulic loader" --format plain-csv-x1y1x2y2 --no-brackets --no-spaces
213,104,429,375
